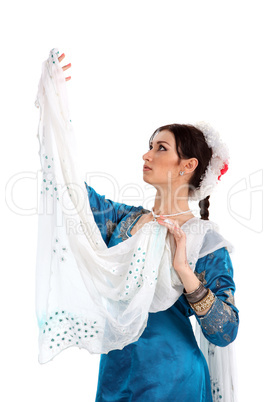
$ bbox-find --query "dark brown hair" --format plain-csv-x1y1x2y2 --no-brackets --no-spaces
149,124,212,220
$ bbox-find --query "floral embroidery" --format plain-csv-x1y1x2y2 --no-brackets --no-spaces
223,333,231,343
194,269,207,285
207,345,225,399
199,296,238,336
216,279,221,288
106,219,117,238
211,378,223,401
223,289,235,306
40,310,100,353
117,208,150,241
119,249,152,299
53,236,68,262
41,153,60,200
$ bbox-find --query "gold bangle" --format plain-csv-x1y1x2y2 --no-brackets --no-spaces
189,289,215,313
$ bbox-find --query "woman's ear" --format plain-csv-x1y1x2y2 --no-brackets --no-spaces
184,158,198,174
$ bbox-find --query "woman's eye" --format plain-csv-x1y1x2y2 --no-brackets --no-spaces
159,145,166,150
148,145,166,151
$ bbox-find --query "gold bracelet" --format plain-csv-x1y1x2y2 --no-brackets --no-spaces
189,289,215,313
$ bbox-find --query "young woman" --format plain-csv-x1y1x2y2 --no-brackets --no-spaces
50,53,239,401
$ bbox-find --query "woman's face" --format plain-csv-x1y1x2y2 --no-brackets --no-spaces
142,129,184,186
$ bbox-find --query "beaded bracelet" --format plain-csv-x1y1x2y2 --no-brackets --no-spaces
183,281,208,304
189,289,215,313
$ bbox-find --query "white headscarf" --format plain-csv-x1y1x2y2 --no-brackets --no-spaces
35,48,237,401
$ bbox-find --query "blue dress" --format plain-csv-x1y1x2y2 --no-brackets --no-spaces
84,183,239,402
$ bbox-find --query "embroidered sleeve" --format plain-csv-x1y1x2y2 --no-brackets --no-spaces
176,247,239,346
193,247,239,346
84,182,144,245
196,294,238,345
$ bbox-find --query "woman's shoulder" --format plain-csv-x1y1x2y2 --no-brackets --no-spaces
183,217,233,266
182,216,218,232
190,218,234,258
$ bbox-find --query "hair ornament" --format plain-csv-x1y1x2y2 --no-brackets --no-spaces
190,121,230,201
218,162,229,181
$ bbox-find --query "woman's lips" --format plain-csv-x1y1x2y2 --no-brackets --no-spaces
143,166,152,171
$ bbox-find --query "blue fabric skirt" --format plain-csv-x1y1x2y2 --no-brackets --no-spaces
95,303,212,401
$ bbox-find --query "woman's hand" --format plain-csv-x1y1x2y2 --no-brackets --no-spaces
157,217,188,270
157,217,213,315
157,217,200,293
58,53,71,81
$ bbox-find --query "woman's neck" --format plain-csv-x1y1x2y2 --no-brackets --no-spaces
150,187,195,223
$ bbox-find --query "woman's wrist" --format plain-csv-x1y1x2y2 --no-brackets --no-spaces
188,289,215,315
175,264,215,315
183,281,208,303
175,263,200,293
183,280,215,316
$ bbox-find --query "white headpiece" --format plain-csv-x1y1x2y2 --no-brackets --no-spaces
189,121,230,201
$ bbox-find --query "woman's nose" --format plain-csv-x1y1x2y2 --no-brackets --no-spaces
142,150,152,161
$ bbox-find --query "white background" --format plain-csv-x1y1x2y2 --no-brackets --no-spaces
1,0,267,400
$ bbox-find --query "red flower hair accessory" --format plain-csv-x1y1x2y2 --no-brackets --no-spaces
218,162,229,181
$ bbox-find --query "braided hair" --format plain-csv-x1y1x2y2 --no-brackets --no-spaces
198,195,210,220
149,124,212,220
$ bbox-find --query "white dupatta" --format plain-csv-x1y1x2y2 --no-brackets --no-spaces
35,48,237,401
